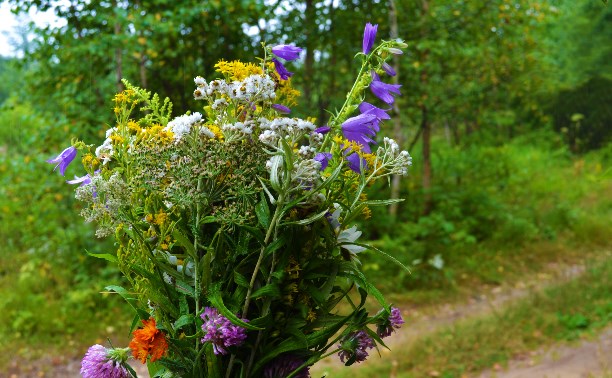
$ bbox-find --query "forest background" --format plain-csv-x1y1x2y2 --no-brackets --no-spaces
0,0,610,377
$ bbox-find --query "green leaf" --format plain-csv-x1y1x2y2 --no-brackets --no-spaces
175,279,195,298
173,314,195,331
172,228,196,257
351,242,411,273
234,271,250,288
282,209,328,226
208,286,262,330
264,236,286,257
251,283,281,299
255,195,271,228
85,249,117,263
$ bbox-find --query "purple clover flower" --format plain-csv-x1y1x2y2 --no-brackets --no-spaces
341,113,379,153
80,344,130,378
201,307,248,355
338,330,375,364
382,62,397,77
362,23,378,54
346,153,367,173
272,44,303,61
264,354,311,378
46,146,77,176
272,104,292,114
314,152,332,170
370,75,402,105
359,102,391,123
377,307,405,338
272,58,294,80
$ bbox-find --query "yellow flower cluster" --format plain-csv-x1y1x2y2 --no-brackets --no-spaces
214,60,262,81
82,153,100,170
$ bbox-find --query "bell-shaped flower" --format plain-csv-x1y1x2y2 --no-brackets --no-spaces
382,62,396,76
359,102,391,127
46,146,77,176
314,152,332,170
271,44,303,61
271,104,291,114
346,152,367,173
370,75,402,105
315,125,331,135
272,58,293,80
362,23,378,54
341,113,379,153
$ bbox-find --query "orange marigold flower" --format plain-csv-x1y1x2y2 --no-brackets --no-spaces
129,318,168,364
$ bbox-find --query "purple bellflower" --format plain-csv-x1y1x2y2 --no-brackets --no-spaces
314,152,332,170
370,75,402,105
341,113,379,153
80,344,130,378
201,307,248,355
381,62,397,76
272,44,303,61
359,101,391,124
338,330,375,364
362,23,378,54
264,354,311,378
67,173,93,186
377,307,405,338
315,125,331,135
272,58,294,80
46,146,77,176
346,153,367,173
272,104,292,114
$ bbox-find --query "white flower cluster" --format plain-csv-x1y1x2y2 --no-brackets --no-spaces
376,137,413,176
95,127,116,164
164,112,203,141
222,121,254,142
258,117,317,148
193,74,276,104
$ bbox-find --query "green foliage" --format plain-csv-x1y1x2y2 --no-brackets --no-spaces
0,98,129,364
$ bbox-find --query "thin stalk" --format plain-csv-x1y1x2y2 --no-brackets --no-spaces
193,178,203,362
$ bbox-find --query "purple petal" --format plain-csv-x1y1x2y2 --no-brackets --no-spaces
66,174,92,186
271,44,303,61
47,146,77,176
382,62,396,76
341,114,378,152
272,58,293,80
346,153,367,173
359,102,391,121
362,23,378,54
315,126,331,135
370,80,402,105
272,104,291,114
314,152,332,170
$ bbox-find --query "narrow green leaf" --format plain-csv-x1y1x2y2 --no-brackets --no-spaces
85,249,117,263
255,195,271,228
282,209,328,226
208,287,262,330
234,271,250,288
173,314,195,331
251,283,281,299
172,228,196,256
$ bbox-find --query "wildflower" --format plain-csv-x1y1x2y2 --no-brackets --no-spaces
314,152,332,170
164,112,203,141
272,44,303,61
337,225,367,257
341,114,378,153
370,75,402,105
338,330,375,364
272,103,292,114
359,101,390,123
387,47,404,55
264,355,311,378
46,146,77,176
80,344,130,378
377,307,405,338
201,307,248,355
129,318,168,364
272,58,294,80
362,23,378,54
381,62,396,76
346,153,367,173
314,126,331,134
66,173,92,187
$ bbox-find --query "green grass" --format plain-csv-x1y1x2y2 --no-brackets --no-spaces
314,256,612,378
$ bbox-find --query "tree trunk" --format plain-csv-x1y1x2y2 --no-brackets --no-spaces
388,0,403,219
421,105,433,215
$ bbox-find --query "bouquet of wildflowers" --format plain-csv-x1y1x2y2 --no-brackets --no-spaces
49,22,411,378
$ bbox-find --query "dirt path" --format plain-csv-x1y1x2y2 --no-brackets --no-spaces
2,260,608,378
